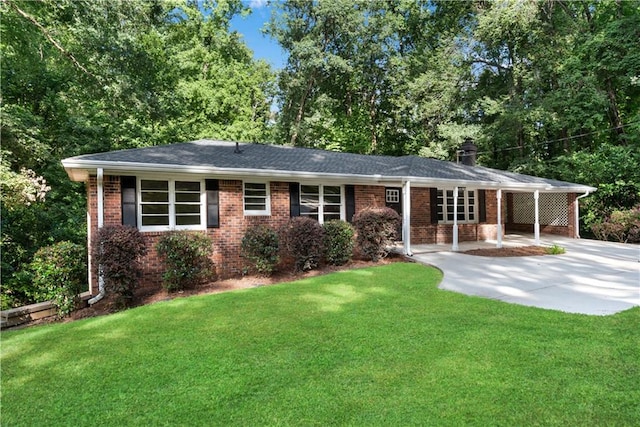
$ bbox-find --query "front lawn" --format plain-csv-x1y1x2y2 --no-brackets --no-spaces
2,263,638,425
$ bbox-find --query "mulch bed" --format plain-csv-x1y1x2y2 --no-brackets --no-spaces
462,245,549,257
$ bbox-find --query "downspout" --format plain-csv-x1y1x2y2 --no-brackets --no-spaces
88,168,105,305
575,191,591,239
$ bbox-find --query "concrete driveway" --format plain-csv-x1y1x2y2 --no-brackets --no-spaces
411,235,640,315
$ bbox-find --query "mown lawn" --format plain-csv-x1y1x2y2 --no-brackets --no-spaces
2,263,639,426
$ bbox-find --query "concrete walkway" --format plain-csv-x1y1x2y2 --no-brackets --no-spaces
410,234,640,315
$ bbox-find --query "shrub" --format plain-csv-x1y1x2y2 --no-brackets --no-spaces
591,205,640,243
29,241,87,317
241,226,280,275
322,220,355,266
545,244,566,255
281,217,324,272
92,225,147,303
156,231,215,291
353,207,401,262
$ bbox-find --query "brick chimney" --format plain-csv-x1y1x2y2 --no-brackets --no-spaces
460,138,477,166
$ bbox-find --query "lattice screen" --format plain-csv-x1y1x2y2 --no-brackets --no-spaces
512,193,568,226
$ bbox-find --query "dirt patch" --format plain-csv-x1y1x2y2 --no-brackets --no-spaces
462,245,549,257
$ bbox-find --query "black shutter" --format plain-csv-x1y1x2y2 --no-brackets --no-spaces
478,189,487,223
430,188,439,224
121,176,137,227
289,182,300,217
206,179,219,228
345,185,356,223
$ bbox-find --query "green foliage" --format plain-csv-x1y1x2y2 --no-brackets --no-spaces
591,206,640,243
353,207,401,262
29,241,87,317
241,226,280,276
545,245,566,255
280,217,324,272
156,231,215,292
92,225,147,303
322,220,355,266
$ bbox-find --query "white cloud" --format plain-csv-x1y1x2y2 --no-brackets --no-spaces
249,0,268,9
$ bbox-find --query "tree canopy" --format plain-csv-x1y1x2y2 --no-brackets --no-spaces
1,0,639,309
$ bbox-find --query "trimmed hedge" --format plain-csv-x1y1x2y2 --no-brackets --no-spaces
353,207,401,261
92,225,147,304
281,217,324,271
156,231,215,291
241,225,280,276
29,241,87,317
322,220,355,265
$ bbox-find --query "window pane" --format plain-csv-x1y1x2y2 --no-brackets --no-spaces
245,203,266,211
142,216,170,226
324,195,341,204
175,181,200,192
324,213,340,222
245,189,266,197
175,204,200,214
300,205,319,214
245,183,266,191
301,195,319,204
141,180,168,191
324,186,340,195
176,215,201,225
245,197,266,205
141,192,169,203
324,205,341,213
175,193,200,203
301,185,319,194
142,204,169,215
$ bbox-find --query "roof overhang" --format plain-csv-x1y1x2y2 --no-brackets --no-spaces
62,158,597,194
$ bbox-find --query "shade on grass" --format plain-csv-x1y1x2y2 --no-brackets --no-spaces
2,263,639,425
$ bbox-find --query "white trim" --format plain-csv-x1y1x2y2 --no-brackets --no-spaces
437,188,478,224
97,168,104,228
243,181,271,216
402,181,412,256
452,186,459,251
496,189,503,248
534,190,540,245
137,177,206,232
299,183,345,224
62,158,596,193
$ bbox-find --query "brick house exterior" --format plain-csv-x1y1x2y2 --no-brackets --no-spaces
66,140,595,297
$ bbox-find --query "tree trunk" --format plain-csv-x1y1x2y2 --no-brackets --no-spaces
606,78,627,145
290,76,315,146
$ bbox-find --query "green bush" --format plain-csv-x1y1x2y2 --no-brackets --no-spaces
241,225,280,275
92,225,147,304
29,241,87,317
353,207,401,262
281,217,324,272
322,220,355,265
156,231,215,291
591,205,640,243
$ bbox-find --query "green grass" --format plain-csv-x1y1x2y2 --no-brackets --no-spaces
2,263,639,426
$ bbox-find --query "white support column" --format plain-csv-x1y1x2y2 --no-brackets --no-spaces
97,168,104,228
402,180,412,256
452,186,459,251
534,190,540,246
496,189,503,248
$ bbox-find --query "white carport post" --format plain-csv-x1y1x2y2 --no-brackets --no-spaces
534,189,540,246
402,180,412,256
496,189,503,248
452,186,459,251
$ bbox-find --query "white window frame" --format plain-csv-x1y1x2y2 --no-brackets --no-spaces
243,181,271,216
386,188,400,204
437,187,477,224
299,183,345,224
137,177,206,232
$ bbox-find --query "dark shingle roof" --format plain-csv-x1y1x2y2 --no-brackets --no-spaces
62,140,595,192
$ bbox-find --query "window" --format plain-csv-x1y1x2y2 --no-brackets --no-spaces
437,188,476,223
244,182,270,215
300,184,343,223
386,189,400,204
139,179,204,230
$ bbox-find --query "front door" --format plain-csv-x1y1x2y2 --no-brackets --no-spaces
385,187,403,240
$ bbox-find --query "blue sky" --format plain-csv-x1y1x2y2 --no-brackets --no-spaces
229,1,286,70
